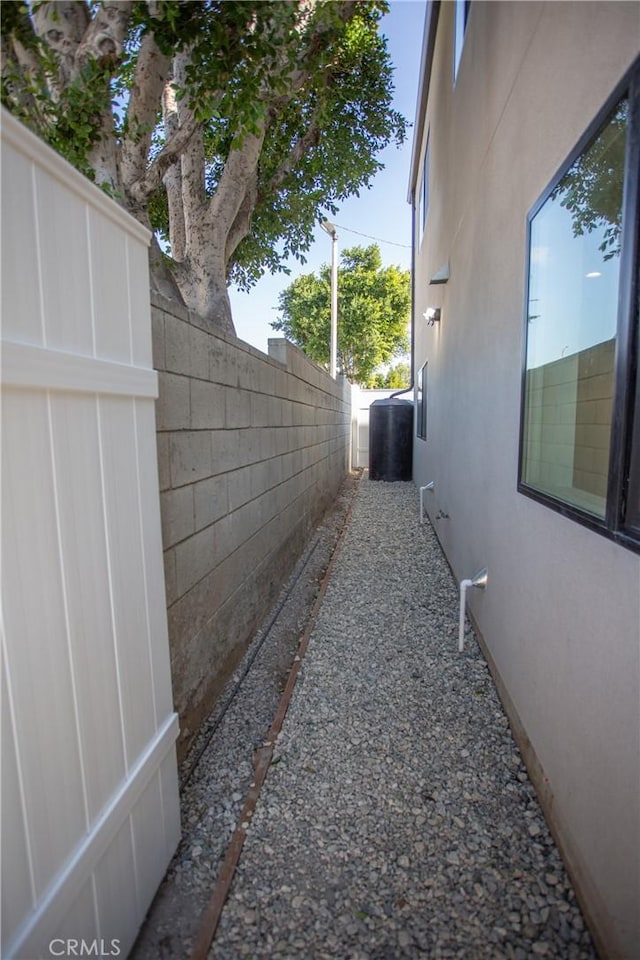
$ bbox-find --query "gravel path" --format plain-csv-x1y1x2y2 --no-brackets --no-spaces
209,479,597,960
131,474,360,959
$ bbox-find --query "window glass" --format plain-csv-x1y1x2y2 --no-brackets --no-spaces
521,99,628,518
417,361,427,440
453,0,470,81
421,138,430,236
624,265,640,535
418,135,430,247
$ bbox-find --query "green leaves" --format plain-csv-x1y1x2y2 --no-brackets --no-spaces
550,98,627,262
227,5,406,289
273,244,410,386
371,363,410,389
1,43,111,180
2,0,407,328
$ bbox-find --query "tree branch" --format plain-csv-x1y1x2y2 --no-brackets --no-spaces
212,3,357,277
161,76,186,261
8,36,41,77
225,171,258,264
129,114,199,204
277,0,358,101
88,106,119,191
210,126,266,233
266,114,322,197
79,3,132,193
75,1,133,70
120,31,169,192
2,4,41,77
173,50,206,252
180,124,206,251
2,23,40,116
32,2,89,81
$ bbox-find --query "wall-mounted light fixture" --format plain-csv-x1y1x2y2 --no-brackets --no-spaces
423,307,441,326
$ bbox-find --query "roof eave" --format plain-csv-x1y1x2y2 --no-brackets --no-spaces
407,0,440,204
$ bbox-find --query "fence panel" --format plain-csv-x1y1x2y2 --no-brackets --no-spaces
0,108,180,960
351,386,399,468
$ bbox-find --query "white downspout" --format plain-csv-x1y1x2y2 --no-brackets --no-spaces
458,568,488,652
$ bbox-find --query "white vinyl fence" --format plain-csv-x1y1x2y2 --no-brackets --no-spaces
1,109,180,959
351,386,399,469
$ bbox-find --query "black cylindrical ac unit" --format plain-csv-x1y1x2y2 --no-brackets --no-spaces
369,398,413,481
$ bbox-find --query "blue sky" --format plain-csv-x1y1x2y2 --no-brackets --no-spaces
528,197,621,370
229,0,427,353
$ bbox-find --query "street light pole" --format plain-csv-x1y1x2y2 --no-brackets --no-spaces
321,219,338,378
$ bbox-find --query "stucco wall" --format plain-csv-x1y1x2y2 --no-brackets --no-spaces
151,292,350,755
412,3,639,958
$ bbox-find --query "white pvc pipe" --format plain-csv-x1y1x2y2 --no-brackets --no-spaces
458,579,473,652
330,232,338,379
419,481,434,523
458,568,488,652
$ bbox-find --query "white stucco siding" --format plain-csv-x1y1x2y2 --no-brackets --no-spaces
412,3,640,958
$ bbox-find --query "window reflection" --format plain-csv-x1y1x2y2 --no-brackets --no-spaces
522,99,627,518
417,361,427,440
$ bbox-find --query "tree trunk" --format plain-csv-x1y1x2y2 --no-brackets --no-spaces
149,237,185,305
171,250,235,335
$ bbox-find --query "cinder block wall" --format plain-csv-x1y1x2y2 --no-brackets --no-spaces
151,292,351,755
523,338,614,505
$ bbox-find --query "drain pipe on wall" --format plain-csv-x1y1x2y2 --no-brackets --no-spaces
458,568,488,652
390,202,416,403
419,481,434,523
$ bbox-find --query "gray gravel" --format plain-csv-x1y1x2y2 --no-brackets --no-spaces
210,479,597,959
131,474,360,960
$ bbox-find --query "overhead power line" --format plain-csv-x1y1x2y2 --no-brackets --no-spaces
332,223,411,249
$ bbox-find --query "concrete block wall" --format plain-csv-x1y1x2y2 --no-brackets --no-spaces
151,292,351,755
523,338,614,511
574,338,614,499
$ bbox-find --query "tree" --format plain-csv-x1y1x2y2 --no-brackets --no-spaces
1,1,405,334
551,98,626,261
272,244,410,385
371,362,410,389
